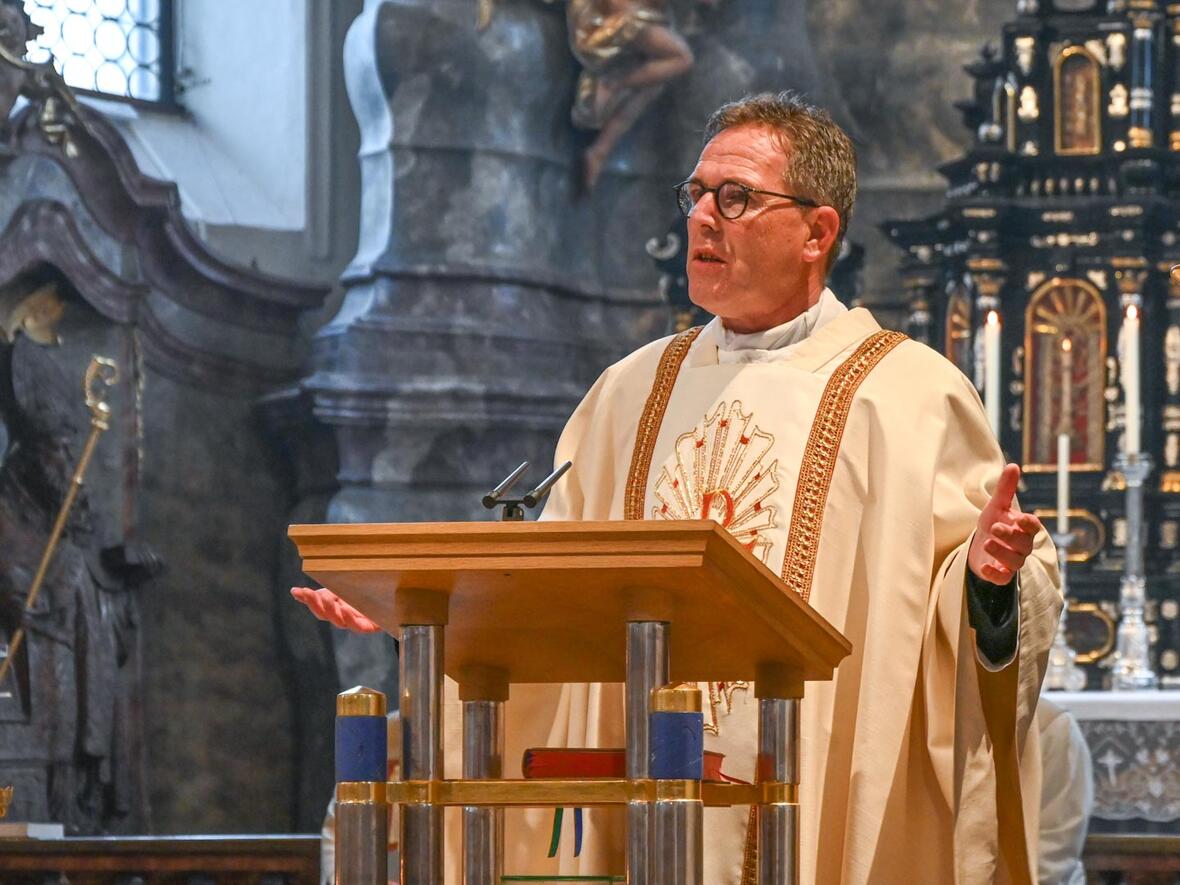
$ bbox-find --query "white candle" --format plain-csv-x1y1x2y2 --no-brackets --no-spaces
1124,305,1141,455
984,310,1001,438
1057,337,1072,534
1057,433,1070,533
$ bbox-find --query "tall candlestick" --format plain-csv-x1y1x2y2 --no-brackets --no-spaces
1057,434,1070,533
1124,304,1141,455
984,310,1001,439
1057,337,1072,534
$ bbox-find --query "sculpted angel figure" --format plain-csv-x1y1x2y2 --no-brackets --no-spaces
568,0,706,190
478,0,717,190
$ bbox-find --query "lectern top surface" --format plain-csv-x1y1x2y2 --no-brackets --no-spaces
289,520,850,687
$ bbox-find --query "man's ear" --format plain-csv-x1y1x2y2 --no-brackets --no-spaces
802,206,841,265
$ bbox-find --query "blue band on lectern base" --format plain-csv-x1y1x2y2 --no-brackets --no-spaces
336,715,387,782
650,710,704,780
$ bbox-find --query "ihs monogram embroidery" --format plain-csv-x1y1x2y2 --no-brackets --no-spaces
650,400,781,564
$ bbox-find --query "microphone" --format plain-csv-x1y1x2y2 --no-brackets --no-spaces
482,461,529,510
522,461,572,508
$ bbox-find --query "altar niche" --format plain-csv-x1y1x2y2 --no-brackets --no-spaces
0,273,148,834
1024,276,1106,473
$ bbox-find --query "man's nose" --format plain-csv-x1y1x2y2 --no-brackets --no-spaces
687,190,721,229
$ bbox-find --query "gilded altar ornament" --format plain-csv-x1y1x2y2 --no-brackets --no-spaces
1129,124,1154,149
1166,325,1180,394
1162,520,1180,548
1015,36,1036,76
1018,85,1040,122
1109,83,1130,118
0,355,119,688
1035,508,1107,561
1084,39,1108,66
945,287,972,372
1107,32,1127,70
1003,78,1017,150
0,785,11,818
1065,601,1116,665
1055,47,1102,155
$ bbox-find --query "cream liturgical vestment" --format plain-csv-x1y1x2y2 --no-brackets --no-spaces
440,291,1062,884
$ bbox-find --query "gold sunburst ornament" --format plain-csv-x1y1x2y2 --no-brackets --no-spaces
650,400,781,563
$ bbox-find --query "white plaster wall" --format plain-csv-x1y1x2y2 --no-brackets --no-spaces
94,0,308,231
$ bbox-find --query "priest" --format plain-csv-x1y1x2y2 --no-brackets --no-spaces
296,91,1061,884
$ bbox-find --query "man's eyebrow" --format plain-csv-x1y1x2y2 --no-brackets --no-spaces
685,175,758,187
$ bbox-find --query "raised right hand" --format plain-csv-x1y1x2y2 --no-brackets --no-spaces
290,587,382,633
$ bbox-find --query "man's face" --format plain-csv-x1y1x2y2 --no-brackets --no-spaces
684,124,826,333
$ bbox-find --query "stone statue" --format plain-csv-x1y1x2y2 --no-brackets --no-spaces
0,336,156,832
0,0,37,126
0,0,90,155
480,0,717,190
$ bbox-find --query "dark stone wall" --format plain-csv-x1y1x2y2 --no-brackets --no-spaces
136,376,298,832
806,0,1015,308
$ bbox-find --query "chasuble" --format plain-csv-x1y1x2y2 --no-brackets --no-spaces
439,296,1061,885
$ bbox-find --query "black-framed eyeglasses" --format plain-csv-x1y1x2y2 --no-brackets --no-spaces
674,179,819,220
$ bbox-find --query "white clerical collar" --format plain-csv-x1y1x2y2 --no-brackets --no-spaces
705,288,848,364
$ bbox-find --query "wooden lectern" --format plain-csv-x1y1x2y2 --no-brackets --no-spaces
289,520,851,885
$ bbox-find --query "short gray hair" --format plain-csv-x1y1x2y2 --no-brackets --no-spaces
703,91,856,272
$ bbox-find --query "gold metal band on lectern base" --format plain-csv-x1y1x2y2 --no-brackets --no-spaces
384,777,791,807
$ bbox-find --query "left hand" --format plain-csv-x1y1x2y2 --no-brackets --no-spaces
290,586,382,633
967,463,1044,585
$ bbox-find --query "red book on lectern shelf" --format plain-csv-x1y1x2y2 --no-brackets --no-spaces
522,747,729,781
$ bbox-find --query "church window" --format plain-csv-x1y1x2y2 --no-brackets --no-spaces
22,0,173,106
1023,278,1106,471
1054,46,1102,155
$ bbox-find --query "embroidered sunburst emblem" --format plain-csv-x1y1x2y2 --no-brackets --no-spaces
650,400,780,563
704,680,750,736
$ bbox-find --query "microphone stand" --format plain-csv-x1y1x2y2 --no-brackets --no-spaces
482,461,572,521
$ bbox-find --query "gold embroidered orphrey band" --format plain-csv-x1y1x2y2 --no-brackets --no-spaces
623,325,703,521
747,328,906,885
781,329,907,602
